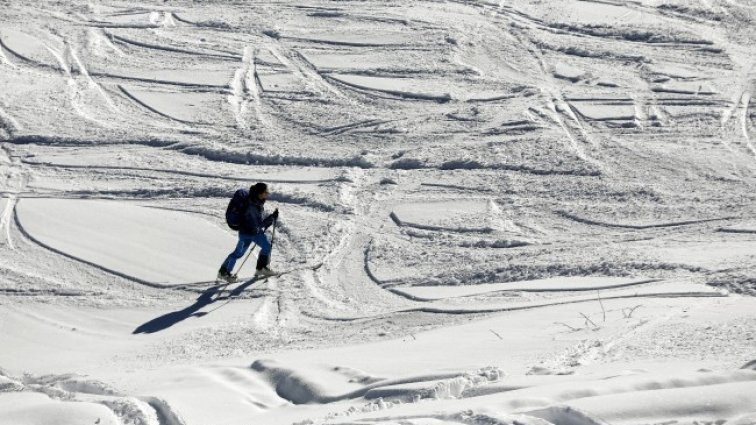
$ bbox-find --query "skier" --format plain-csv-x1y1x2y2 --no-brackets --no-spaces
218,182,279,282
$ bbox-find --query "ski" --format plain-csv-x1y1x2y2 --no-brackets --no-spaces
267,261,324,277
243,262,323,282
213,262,324,294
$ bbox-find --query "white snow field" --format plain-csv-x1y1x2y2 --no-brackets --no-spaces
1,0,755,424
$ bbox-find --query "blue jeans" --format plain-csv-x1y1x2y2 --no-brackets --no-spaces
222,233,271,273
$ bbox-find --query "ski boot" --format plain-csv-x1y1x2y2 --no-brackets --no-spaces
255,267,277,278
255,255,276,277
217,266,238,283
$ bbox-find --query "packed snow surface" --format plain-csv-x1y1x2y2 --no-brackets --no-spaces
1,0,755,424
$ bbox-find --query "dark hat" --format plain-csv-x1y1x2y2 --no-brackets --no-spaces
250,182,268,197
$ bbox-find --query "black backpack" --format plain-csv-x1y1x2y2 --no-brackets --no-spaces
225,189,249,230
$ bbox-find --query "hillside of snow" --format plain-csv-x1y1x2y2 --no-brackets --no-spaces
1,0,755,424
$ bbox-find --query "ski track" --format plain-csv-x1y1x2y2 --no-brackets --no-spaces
89,71,231,91
740,91,755,158
0,44,19,70
267,44,346,99
141,396,187,425
304,289,726,323
20,160,338,184
0,38,55,71
2,2,756,424
502,21,603,171
545,96,602,171
0,106,22,137
301,171,414,319
0,196,17,250
229,46,266,129
86,27,126,58
12,205,182,290
68,44,119,112
557,211,740,229
108,33,240,61
39,36,121,128
117,84,194,125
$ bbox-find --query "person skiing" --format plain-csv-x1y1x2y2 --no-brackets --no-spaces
218,182,279,282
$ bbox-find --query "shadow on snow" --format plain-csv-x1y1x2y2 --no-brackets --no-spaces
133,278,260,334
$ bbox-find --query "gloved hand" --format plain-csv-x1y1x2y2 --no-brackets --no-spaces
270,209,279,220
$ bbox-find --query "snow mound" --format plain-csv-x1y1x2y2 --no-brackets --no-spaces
23,374,120,396
0,392,120,425
561,380,756,425
252,359,503,404
325,370,756,425
19,145,341,183
252,359,384,404
526,405,608,425
0,375,24,393
15,198,242,285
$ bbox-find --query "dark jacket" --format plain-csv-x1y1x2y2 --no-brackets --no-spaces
241,197,275,235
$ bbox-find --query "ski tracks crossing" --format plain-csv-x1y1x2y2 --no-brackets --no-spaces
719,55,755,161
265,43,346,100
229,46,266,129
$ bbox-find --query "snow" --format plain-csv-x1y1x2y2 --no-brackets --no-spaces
0,198,10,236
0,29,63,70
542,1,664,26
646,63,703,80
285,30,416,47
258,72,310,93
102,68,233,87
652,81,718,95
721,221,756,234
118,85,233,125
132,366,287,424
15,198,245,285
0,392,121,425
651,239,756,268
561,380,756,425
393,277,659,300
390,200,494,233
2,0,756,424
328,74,517,102
552,63,589,83
302,50,428,72
570,103,637,122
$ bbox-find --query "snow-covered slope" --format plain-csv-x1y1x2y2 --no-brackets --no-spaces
1,0,755,424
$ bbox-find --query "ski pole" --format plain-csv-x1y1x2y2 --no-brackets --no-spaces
233,243,257,276
268,213,278,261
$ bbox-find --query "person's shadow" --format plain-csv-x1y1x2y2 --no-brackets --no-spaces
133,279,257,334
227,278,258,298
